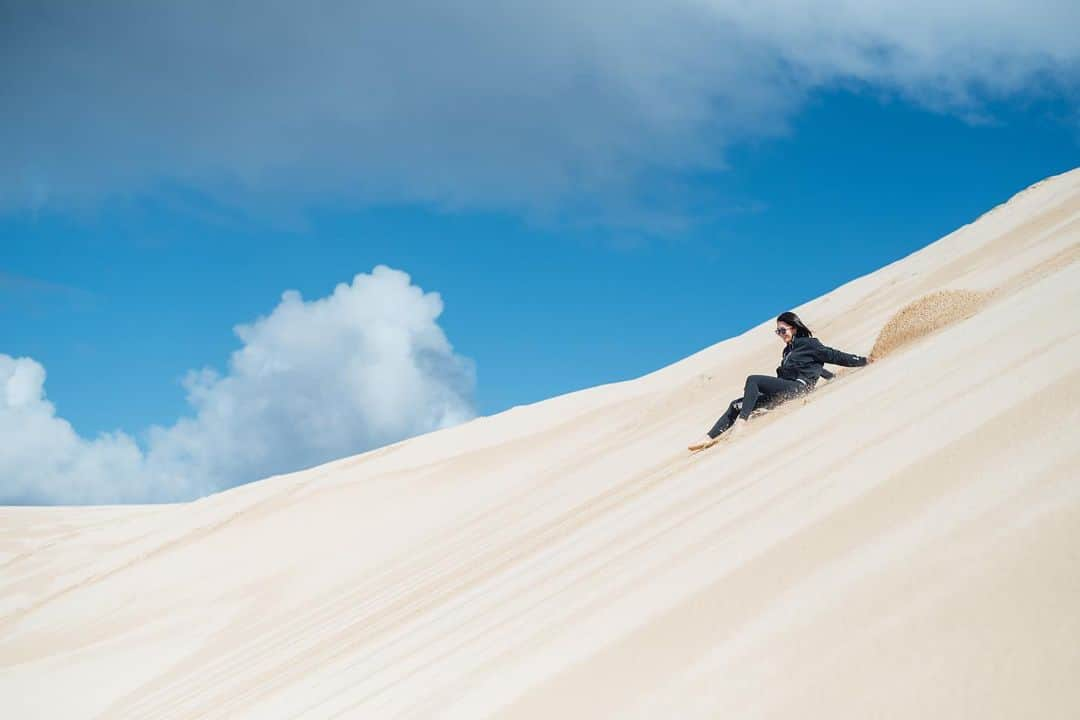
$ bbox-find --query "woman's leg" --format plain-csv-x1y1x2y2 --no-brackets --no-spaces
740,375,804,419
707,398,743,438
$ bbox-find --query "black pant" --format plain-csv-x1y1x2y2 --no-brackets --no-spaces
707,374,806,438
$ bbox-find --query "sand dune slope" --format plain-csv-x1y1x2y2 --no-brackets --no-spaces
3,170,1079,719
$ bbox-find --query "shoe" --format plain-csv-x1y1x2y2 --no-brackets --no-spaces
689,435,720,452
726,419,748,439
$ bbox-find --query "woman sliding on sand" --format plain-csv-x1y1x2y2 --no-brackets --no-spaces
688,311,875,451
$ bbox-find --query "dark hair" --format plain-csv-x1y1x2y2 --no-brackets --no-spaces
776,311,813,338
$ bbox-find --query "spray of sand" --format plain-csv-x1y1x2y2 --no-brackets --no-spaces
870,289,990,360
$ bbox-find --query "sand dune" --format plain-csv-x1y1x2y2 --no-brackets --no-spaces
2,169,1079,719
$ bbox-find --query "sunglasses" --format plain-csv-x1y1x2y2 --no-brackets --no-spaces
775,327,791,336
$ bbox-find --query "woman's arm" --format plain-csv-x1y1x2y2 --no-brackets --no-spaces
810,338,870,367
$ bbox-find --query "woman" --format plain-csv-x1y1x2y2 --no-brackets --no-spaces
688,311,874,451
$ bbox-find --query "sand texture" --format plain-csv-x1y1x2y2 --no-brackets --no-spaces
3,169,1079,719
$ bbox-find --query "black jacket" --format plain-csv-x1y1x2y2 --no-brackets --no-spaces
776,336,867,387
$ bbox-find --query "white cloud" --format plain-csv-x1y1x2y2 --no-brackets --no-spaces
1,1,1076,216
0,266,476,505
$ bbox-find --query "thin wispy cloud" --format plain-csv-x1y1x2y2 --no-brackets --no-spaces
0,271,96,314
2,1,1076,219
0,271,87,297
0,266,476,504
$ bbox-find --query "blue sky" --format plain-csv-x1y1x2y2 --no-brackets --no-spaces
2,2,1078,504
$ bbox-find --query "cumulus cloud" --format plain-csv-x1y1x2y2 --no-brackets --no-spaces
1,1,1076,215
0,266,476,505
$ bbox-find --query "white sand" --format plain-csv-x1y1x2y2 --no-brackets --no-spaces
2,169,1079,719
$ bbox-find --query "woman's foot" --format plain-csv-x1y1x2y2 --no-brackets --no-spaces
688,434,720,452
725,418,749,440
